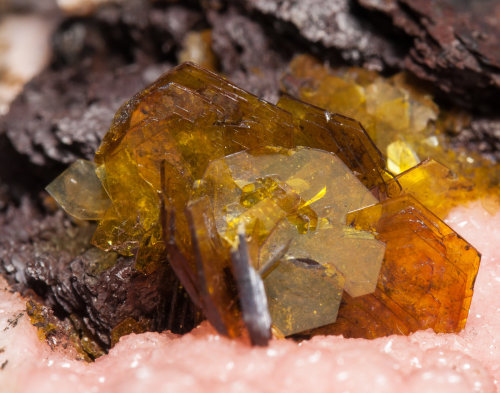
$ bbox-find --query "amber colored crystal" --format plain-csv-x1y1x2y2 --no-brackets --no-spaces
282,54,439,168
386,159,476,218
303,195,480,338
186,196,242,338
194,145,385,335
92,63,296,264
46,62,482,343
277,95,389,192
282,54,500,206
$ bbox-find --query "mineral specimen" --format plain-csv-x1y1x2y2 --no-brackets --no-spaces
305,195,480,338
47,62,480,343
178,30,218,71
282,55,439,176
46,159,111,220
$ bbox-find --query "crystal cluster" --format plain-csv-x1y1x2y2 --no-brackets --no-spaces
282,55,439,175
282,55,499,214
47,62,481,344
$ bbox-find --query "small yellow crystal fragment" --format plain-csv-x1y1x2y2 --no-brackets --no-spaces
46,159,111,220
179,30,218,71
386,140,420,174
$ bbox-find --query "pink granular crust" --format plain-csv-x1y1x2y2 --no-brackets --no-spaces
1,201,499,393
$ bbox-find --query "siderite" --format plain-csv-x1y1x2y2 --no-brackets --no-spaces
47,62,480,345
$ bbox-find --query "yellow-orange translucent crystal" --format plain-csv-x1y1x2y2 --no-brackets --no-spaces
283,54,500,210
304,195,480,338
73,63,389,337
197,146,384,297
46,159,111,220
193,146,385,335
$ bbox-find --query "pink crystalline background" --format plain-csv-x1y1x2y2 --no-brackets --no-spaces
0,201,499,393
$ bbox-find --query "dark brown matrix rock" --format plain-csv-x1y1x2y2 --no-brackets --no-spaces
0,199,199,349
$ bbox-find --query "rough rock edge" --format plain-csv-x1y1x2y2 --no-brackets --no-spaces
0,198,200,352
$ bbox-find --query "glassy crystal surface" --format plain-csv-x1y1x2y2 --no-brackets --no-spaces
386,140,420,174
46,62,482,342
282,54,499,209
282,55,438,174
46,159,111,220
305,195,481,338
192,146,385,333
277,95,388,192
196,146,384,298
386,159,476,218
186,196,242,338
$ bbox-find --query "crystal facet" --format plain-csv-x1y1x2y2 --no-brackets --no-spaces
46,159,111,221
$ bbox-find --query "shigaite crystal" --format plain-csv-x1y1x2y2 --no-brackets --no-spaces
282,54,500,211
306,195,480,338
195,146,385,335
46,159,111,220
47,62,481,343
